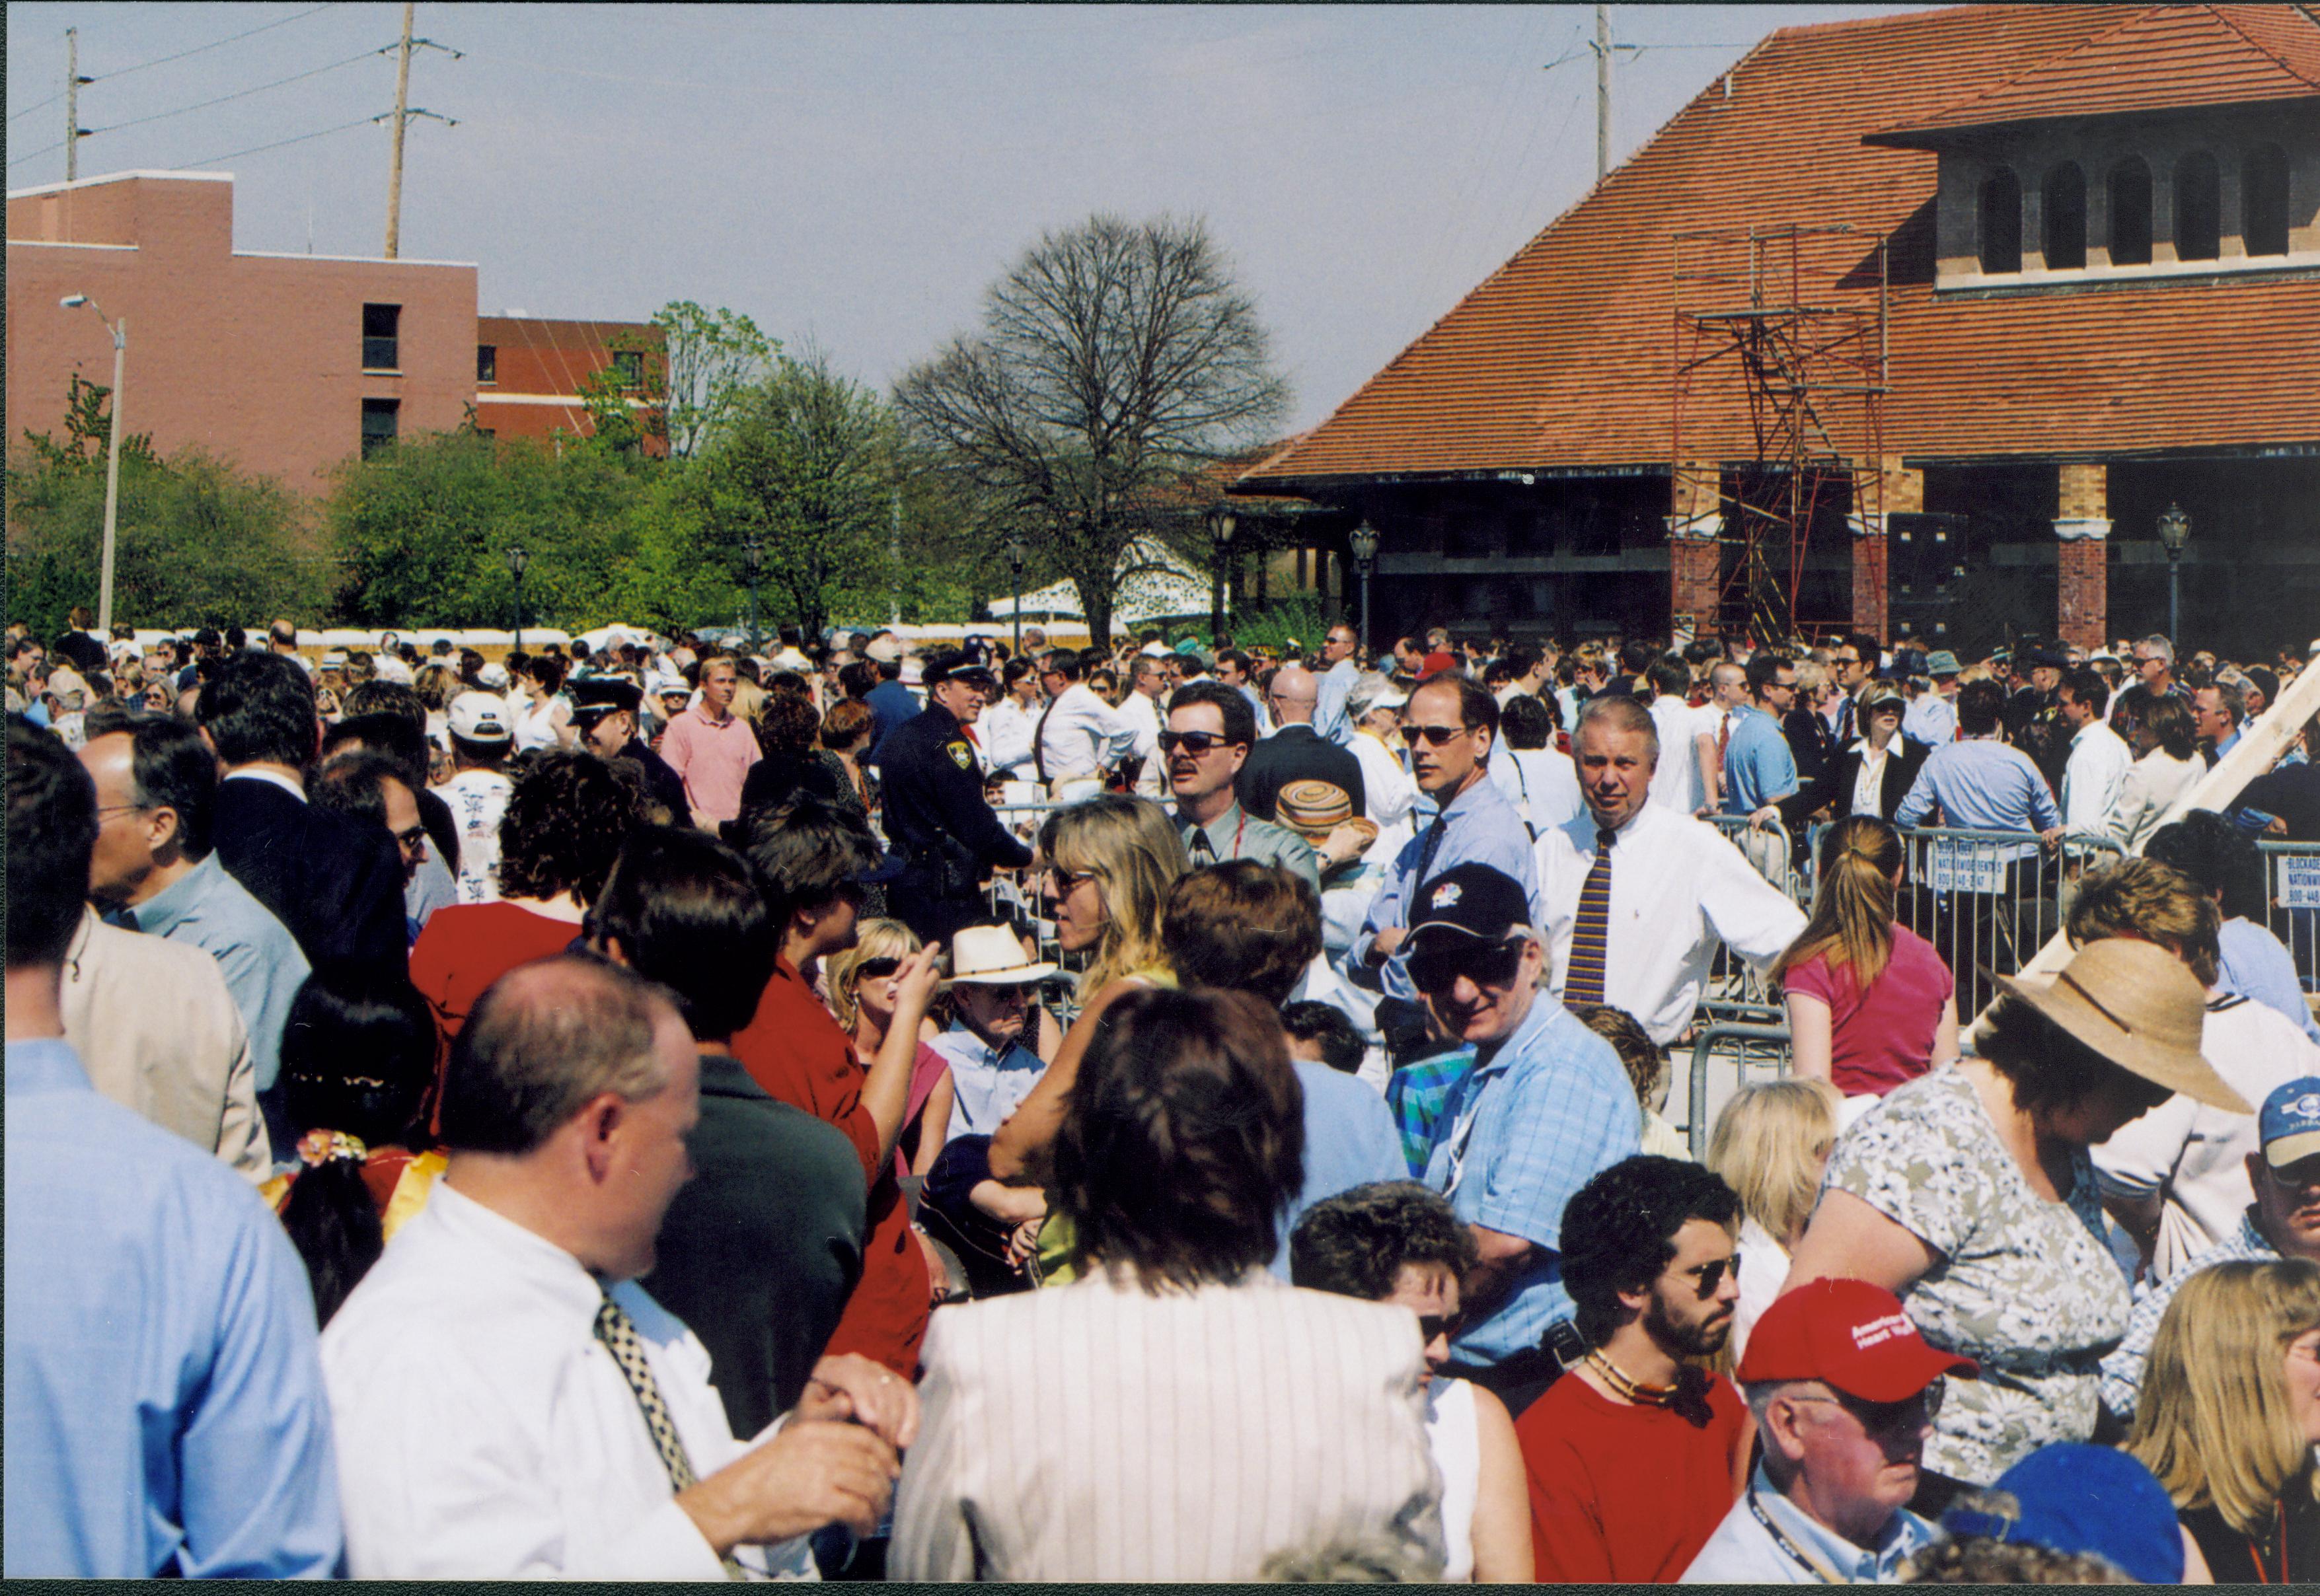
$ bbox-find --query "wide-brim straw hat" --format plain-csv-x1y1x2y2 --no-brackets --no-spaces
1995,939,2248,1112
943,924,1060,987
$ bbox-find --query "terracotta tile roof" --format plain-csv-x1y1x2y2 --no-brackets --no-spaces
1872,4,2320,143
1239,3,2320,493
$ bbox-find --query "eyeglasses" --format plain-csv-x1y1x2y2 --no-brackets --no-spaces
1789,1381,1945,1433
1407,936,1528,994
93,802,150,818
1678,1254,1742,1298
1158,731,1233,756
962,981,1036,1003
856,957,902,980
1405,723,1474,748
1044,865,1098,892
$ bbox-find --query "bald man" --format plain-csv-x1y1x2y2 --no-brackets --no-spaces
1238,664,1366,823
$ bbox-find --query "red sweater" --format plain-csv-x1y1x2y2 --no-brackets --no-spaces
1518,1369,1749,1583
731,957,929,1376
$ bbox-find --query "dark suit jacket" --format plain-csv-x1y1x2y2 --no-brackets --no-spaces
1783,707,1844,786
1235,724,1366,822
210,774,410,978
1774,735,1931,826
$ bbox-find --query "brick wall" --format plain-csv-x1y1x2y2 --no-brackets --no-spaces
1667,460,1723,630
2058,462,2107,521
2058,536,2108,649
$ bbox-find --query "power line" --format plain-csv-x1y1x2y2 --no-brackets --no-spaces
170,112,381,172
9,88,65,124
88,4,337,84
8,137,67,171
89,46,382,137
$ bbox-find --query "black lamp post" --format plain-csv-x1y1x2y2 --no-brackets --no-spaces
743,534,763,653
1003,529,1029,657
1207,507,1238,645
2155,502,2189,645
506,545,529,654
1349,520,1381,657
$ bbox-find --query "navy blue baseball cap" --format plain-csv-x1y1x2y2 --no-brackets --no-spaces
1407,863,1532,943
2262,1076,2320,1168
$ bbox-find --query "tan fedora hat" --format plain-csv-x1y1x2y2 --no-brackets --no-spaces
1995,939,2248,1112
943,924,1059,987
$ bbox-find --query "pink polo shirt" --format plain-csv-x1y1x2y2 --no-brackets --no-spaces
657,705,758,824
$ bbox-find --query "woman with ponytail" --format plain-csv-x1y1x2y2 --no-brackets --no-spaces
1772,815,1958,1107
262,970,440,1325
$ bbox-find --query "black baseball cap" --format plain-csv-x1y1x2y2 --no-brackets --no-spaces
1407,862,1532,943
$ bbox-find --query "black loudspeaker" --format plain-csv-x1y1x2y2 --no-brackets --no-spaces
1887,513,1972,645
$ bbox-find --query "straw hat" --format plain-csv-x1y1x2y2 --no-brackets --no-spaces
1995,940,2248,1112
1275,779,1377,852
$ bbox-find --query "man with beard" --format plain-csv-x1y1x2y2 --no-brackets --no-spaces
1517,1155,1751,1582
569,679,689,822
1682,1279,1970,1582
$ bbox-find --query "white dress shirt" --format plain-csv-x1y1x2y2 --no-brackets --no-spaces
1648,695,1715,815
2109,748,2201,855
1533,803,1808,1045
2092,993,2320,1279
978,695,1040,778
322,1180,816,1580
1490,746,1585,834
1119,688,1166,795
2060,719,2134,838
1351,729,1417,829
1036,682,1137,782
891,1270,1442,1581
1852,739,1892,819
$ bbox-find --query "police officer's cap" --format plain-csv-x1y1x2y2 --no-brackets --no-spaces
570,677,643,723
924,649,996,691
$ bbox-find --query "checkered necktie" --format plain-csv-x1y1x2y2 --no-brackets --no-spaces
595,1293,746,1579
1564,828,1618,1007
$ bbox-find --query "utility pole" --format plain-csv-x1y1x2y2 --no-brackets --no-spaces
1594,5,1610,182
889,490,904,628
65,28,83,182
384,2,414,258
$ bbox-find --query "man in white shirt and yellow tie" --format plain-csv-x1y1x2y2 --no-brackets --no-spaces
321,957,915,1578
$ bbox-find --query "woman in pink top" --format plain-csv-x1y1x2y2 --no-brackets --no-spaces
1773,815,1958,1099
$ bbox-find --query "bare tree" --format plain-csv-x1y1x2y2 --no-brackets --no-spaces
894,214,1289,645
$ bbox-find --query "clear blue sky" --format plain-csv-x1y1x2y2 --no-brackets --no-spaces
7,3,1923,431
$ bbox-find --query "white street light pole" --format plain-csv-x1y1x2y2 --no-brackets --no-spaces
61,294,126,633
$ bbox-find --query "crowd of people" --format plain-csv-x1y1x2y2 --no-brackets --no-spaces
7,601,2319,1583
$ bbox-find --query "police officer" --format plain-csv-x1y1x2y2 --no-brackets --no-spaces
881,649,1034,941
569,677,691,823
2006,646,2071,793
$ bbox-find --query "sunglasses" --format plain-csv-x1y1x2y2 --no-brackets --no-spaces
1417,1311,1464,1344
1407,937,1528,994
1158,730,1233,756
1405,723,1474,748
1679,1254,1741,1298
1791,1381,1945,1433
856,957,902,980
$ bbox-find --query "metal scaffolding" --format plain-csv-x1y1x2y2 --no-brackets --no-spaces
1671,224,1890,643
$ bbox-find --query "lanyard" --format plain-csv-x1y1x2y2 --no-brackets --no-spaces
1745,1484,1857,1585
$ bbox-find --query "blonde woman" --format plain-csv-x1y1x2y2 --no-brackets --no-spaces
1706,1077,1843,1361
987,794,1187,1184
2127,1258,2320,1582
827,919,950,1179
1773,815,1958,1110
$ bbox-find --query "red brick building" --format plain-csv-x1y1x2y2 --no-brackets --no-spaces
1235,4,2320,654
6,170,658,493
474,314,663,451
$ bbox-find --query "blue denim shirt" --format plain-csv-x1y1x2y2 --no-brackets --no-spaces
1355,774,1546,1002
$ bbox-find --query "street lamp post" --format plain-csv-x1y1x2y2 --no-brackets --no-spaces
507,546,529,654
1002,530,1029,657
2155,502,2189,645
743,535,763,653
60,295,127,634
1349,520,1381,658
1207,507,1238,645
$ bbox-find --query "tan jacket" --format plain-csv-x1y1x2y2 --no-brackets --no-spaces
61,908,271,1179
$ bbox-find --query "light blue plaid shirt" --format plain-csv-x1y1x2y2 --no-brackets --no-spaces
2098,1210,2275,1420
1422,995,1639,1365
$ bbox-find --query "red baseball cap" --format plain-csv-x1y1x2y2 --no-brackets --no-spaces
1737,1279,1978,1402
1420,651,1458,676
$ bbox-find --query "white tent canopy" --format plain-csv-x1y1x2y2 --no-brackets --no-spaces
985,536,1215,627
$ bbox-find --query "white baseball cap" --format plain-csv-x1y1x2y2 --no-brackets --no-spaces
447,691,514,743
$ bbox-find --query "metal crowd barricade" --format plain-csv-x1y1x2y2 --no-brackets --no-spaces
2259,840,2320,996
1890,826,2123,1021
1701,814,1809,1022
1686,1023,1795,1161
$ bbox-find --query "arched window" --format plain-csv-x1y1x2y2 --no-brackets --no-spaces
2174,151,2221,261
2042,163,2087,270
2108,156,2153,266
2245,142,2291,256
1979,166,2023,274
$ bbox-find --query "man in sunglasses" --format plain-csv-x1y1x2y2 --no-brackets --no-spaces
1681,1278,1970,1583
1405,862,1639,1416
1167,682,1319,890
1357,676,1544,1062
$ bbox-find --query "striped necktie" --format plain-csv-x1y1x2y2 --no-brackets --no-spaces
1564,827,1618,1007
595,1293,746,1579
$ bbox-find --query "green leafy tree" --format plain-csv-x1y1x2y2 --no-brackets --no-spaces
655,301,775,459
893,213,1289,645
702,350,899,639
8,379,328,632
